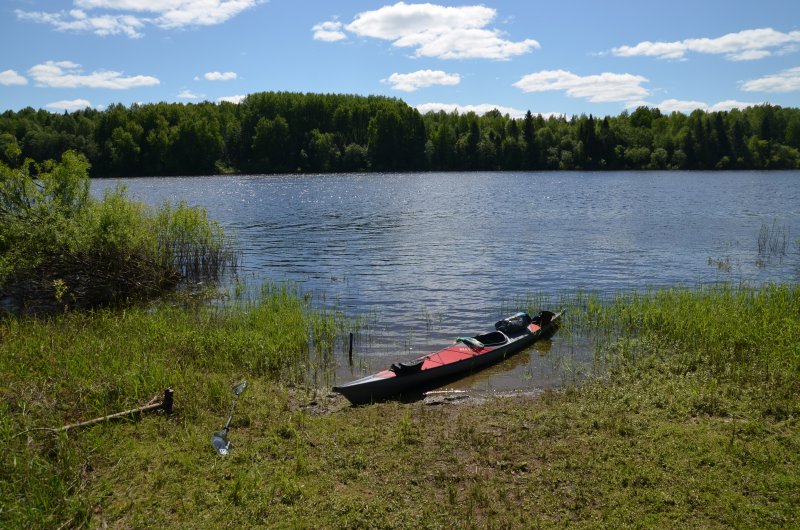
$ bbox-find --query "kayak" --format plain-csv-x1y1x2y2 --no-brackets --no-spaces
333,310,562,405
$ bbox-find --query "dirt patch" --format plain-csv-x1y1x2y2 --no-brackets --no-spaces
299,391,352,415
298,387,549,412
422,388,545,406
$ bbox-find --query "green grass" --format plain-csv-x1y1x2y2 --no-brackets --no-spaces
0,283,356,527
1,283,799,528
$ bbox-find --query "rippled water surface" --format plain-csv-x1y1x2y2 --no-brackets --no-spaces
93,171,800,390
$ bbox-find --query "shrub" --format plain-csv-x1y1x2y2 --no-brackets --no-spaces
0,151,237,313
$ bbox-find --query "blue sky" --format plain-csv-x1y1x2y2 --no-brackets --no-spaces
2,0,800,118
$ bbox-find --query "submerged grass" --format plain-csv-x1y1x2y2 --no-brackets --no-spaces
1,283,799,528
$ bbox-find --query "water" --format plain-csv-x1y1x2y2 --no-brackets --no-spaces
92,171,800,391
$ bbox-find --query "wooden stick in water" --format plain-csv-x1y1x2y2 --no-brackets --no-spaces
349,332,354,364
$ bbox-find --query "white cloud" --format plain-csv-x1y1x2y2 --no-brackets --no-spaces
729,49,772,61
177,89,201,99
612,28,800,61
741,67,800,93
16,0,261,37
514,70,649,104
703,100,758,112
0,69,28,86
416,102,527,119
217,94,246,103
628,99,758,113
318,2,539,60
46,98,93,111
149,0,261,29
204,71,237,81
28,60,160,89
16,9,145,37
382,69,460,92
416,102,565,119
346,2,494,40
313,21,346,42
74,0,184,8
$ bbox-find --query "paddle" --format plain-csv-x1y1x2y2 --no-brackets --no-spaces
211,381,247,456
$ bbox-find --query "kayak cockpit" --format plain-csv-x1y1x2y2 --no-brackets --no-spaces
390,358,424,375
473,330,508,346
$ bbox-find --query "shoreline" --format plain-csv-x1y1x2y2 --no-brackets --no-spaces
2,283,797,527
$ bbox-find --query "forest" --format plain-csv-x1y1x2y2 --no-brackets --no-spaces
1,91,800,176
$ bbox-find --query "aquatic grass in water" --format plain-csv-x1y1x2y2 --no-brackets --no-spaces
563,284,800,394
502,284,800,394
758,220,789,257
153,200,239,283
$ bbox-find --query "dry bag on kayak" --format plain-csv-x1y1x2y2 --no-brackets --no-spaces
531,310,556,326
494,312,532,334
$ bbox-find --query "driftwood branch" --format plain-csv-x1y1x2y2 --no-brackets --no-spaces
57,388,173,432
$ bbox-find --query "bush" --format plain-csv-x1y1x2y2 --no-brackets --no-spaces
0,151,237,313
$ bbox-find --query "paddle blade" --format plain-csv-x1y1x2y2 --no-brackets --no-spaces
211,430,230,456
232,381,247,397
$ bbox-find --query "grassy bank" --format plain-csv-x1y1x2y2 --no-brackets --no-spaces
1,284,799,528
0,284,355,527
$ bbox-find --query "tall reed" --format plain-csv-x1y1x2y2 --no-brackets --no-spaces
758,220,789,257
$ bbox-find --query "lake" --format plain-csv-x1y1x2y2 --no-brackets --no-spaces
92,171,800,391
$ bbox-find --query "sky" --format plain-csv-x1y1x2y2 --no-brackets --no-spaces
1,0,800,118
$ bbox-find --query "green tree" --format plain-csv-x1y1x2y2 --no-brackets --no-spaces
169,114,224,175
650,147,669,169
785,115,800,148
104,126,141,176
1,92,800,175
0,133,21,166
367,107,403,170
522,111,536,168
341,143,369,171
306,129,339,172
252,115,291,172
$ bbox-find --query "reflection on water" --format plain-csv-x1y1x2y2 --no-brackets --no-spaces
92,171,800,391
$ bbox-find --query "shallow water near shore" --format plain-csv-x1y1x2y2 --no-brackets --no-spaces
92,171,800,390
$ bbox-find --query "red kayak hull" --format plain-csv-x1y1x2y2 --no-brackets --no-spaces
333,311,562,404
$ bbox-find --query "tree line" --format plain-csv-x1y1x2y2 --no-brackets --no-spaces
1,91,799,176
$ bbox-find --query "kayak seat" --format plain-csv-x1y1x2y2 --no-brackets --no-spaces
390,358,424,376
473,331,507,346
